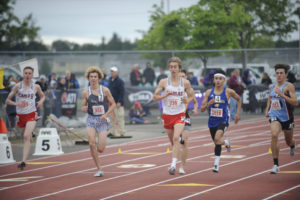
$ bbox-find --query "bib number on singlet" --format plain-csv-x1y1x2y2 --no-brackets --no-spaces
167,98,181,108
210,108,223,117
271,99,281,110
92,105,105,115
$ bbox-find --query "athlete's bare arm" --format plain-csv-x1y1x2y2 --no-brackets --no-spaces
81,89,88,112
200,89,212,112
227,88,241,124
279,83,298,107
5,83,20,106
102,87,116,120
35,84,45,109
265,85,272,117
184,79,193,104
153,78,170,101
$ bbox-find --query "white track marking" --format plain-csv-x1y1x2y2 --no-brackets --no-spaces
262,185,300,200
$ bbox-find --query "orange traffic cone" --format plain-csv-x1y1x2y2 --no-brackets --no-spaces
0,119,7,133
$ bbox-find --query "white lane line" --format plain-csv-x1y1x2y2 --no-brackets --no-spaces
178,160,300,200
26,140,274,200
1,126,278,191
0,119,268,177
100,146,295,200
262,185,300,200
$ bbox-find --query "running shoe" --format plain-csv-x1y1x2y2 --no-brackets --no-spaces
17,162,26,170
212,164,219,173
290,141,296,156
179,167,186,174
180,135,184,145
94,170,104,177
225,139,231,152
270,165,280,174
168,166,176,175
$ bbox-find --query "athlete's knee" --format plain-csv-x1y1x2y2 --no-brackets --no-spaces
173,135,180,143
97,146,105,153
271,133,279,141
213,138,221,145
23,134,31,142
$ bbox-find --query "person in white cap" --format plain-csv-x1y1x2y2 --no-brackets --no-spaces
200,69,241,173
108,66,126,136
6,66,45,170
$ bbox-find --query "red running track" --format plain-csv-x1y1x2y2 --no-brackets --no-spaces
0,116,299,200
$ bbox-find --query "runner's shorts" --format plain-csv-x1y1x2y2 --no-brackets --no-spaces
269,117,294,130
17,112,40,128
162,112,185,130
86,114,110,133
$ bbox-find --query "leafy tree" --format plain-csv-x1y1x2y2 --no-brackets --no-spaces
51,40,73,51
0,0,40,50
137,2,189,68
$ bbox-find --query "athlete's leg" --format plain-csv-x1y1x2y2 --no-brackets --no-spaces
86,127,101,170
180,130,189,169
166,129,174,146
22,121,36,162
270,121,281,165
283,129,295,147
171,123,185,167
97,130,108,153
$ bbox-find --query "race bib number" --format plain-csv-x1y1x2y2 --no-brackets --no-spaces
210,108,223,117
167,98,181,108
92,105,105,115
271,99,281,110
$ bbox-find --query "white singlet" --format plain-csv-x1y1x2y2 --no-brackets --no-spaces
162,77,186,115
16,82,36,114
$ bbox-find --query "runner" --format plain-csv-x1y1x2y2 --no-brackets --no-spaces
6,66,45,170
178,69,198,174
153,57,193,175
81,67,116,177
265,64,298,174
200,69,241,173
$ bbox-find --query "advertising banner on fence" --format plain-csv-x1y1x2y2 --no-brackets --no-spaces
60,90,78,116
242,85,269,112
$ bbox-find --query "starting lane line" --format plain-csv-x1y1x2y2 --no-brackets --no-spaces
262,185,300,200
178,160,300,200
26,139,276,200
1,127,285,192
1,122,290,193
0,119,269,178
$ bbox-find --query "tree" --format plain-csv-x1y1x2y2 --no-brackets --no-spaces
137,2,190,68
51,40,73,51
0,0,41,50
199,0,299,69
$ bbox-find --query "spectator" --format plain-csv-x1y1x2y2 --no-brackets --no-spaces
65,71,72,89
187,71,199,85
48,73,56,85
35,75,48,116
50,80,59,117
227,69,244,120
42,85,53,126
108,66,126,137
203,69,215,87
69,73,80,89
242,69,253,86
143,62,155,86
55,77,67,118
156,68,168,85
100,68,109,87
129,101,148,124
130,64,142,86
261,72,272,86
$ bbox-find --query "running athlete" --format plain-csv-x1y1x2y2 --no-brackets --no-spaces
200,69,241,173
265,64,298,174
82,67,116,177
153,57,193,175
178,69,198,174
6,66,45,170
